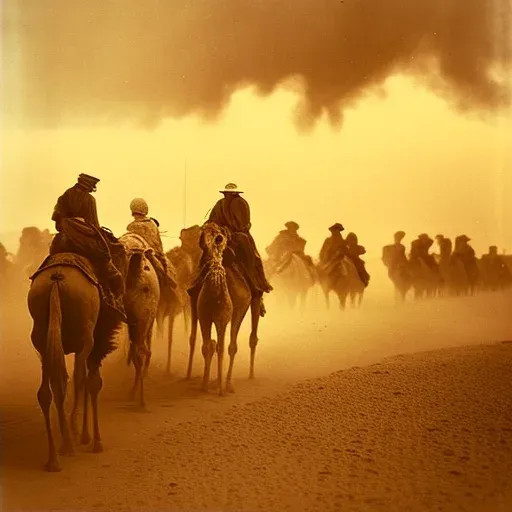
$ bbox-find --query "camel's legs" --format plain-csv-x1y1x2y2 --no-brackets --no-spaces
200,321,215,392
166,310,176,374
70,355,87,437
337,291,347,311
144,326,154,378
81,375,90,446
226,304,250,393
37,366,60,472
86,361,104,453
129,340,142,402
51,365,73,457
186,297,198,379
183,300,191,336
249,296,261,380
323,288,330,310
215,322,228,396
300,291,307,312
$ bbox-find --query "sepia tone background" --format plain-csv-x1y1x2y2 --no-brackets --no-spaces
1,0,511,258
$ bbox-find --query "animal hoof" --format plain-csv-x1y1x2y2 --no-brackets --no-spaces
81,433,91,446
44,460,61,472
92,442,104,453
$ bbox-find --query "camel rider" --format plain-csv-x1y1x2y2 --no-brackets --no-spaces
126,198,177,291
481,246,511,287
318,223,347,273
0,242,14,280
345,232,370,287
410,234,438,271
266,222,316,276
382,231,408,271
435,234,452,262
190,183,273,316
49,174,126,317
452,235,479,281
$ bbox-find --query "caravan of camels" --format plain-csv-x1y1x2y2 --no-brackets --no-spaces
0,176,510,472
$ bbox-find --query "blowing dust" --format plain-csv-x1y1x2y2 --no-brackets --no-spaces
3,0,511,130
1,258,512,510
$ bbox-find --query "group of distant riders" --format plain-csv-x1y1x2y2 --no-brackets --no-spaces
382,230,511,293
2,175,371,322
1,174,509,323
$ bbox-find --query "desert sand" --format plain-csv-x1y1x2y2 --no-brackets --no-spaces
1,289,511,511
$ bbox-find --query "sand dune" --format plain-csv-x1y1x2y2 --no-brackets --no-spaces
1,290,511,511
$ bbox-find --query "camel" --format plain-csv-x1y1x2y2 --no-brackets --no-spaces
118,233,160,409
268,253,317,310
386,260,413,302
443,258,470,297
409,258,441,300
318,256,364,310
187,222,261,396
27,253,123,472
158,247,194,374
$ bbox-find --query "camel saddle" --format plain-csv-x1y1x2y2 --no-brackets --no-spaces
30,253,127,322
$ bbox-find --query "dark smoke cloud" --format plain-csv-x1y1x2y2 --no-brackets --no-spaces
3,0,511,130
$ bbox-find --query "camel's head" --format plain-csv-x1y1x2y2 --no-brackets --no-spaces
201,222,229,263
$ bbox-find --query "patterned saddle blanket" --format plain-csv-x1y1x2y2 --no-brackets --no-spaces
30,252,126,321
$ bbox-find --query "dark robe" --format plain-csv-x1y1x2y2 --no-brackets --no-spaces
197,194,271,294
267,230,307,261
319,234,346,264
382,243,407,269
209,195,251,233
52,184,100,230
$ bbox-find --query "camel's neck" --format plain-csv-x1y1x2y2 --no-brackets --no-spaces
204,254,229,295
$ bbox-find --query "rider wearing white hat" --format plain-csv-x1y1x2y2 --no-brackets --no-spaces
127,198,176,291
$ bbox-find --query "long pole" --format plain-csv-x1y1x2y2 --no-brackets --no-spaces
183,157,187,228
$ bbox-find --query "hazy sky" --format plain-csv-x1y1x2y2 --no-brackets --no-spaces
1,1,511,257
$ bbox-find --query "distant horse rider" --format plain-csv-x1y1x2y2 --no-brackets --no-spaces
345,232,370,287
126,198,177,291
189,183,273,316
266,221,316,278
48,173,126,318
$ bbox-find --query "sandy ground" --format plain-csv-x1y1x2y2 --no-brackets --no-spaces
1,287,511,511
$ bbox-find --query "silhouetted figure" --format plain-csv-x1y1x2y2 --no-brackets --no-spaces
16,227,47,275
345,232,370,287
266,221,316,277
49,174,126,315
410,234,438,271
435,234,452,262
319,223,347,273
480,246,511,290
382,231,408,270
452,235,479,292
0,242,14,287
190,183,272,316
126,197,177,291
